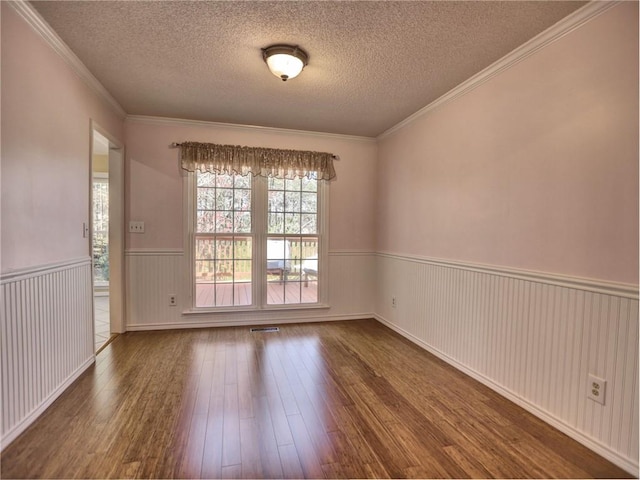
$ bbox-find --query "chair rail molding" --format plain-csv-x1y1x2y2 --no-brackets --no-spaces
376,251,639,299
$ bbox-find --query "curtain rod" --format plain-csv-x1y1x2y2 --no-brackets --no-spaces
170,142,338,159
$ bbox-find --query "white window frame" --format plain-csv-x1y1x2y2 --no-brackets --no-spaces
183,171,329,313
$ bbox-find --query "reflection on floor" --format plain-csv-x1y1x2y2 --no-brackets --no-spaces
94,295,110,352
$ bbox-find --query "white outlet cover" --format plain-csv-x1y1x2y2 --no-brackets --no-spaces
588,374,606,405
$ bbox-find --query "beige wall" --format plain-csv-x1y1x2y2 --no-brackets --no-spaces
376,2,639,285
92,154,109,174
1,3,124,272
124,118,377,252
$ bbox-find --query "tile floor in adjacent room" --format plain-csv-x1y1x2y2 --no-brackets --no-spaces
94,295,110,352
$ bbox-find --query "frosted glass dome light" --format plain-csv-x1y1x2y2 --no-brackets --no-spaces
262,45,309,81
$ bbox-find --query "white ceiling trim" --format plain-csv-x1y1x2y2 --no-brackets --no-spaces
9,0,127,119
378,0,620,140
125,115,377,143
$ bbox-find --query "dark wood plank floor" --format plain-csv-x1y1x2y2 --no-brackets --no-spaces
1,319,631,479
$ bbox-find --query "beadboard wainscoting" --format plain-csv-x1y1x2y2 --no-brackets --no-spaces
125,250,375,329
1,258,94,448
375,252,639,475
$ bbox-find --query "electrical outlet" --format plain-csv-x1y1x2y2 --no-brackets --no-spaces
392,296,397,308
588,374,606,405
169,295,177,307
129,221,145,233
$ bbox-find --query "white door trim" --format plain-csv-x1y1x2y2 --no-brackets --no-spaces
90,120,125,335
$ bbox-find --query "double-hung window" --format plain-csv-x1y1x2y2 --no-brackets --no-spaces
194,172,253,307
183,142,334,311
266,175,320,305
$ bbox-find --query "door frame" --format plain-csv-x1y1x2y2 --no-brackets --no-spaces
90,120,125,336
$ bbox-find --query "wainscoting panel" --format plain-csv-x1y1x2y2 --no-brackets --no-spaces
375,253,638,475
1,258,94,447
125,250,375,329
126,250,185,327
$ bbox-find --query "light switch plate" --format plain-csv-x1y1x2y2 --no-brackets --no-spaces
129,221,145,233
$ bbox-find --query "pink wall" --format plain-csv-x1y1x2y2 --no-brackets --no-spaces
376,3,639,285
124,119,377,251
5,0,636,284
1,4,125,272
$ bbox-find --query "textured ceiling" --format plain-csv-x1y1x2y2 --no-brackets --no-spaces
31,1,586,137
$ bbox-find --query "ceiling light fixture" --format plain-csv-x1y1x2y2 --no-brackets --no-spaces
262,44,308,82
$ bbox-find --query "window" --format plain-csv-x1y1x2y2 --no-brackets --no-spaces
195,172,252,307
92,175,109,286
266,176,319,305
190,171,326,309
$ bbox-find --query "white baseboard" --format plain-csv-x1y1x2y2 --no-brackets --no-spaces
126,312,375,331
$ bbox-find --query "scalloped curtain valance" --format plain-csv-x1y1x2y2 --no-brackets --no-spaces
178,141,336,181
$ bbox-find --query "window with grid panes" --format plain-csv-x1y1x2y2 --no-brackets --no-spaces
267,175,319,304
193,171,323,309
195,172,252,307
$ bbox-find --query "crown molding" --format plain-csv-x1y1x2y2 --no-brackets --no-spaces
9,0,618,141
378,1,621,140
8,0,127,119
125,115,377,144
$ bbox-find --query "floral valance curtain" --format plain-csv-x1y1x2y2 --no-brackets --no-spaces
179,141,336,181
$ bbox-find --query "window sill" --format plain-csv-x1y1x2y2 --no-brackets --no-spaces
182,303,330,316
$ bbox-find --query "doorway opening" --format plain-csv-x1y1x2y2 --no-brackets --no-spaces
91,126,124,353
92,132,110,351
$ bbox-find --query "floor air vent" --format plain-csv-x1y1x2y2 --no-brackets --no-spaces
250,327,279,333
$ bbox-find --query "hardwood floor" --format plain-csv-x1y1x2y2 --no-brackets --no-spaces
0,319,631,479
